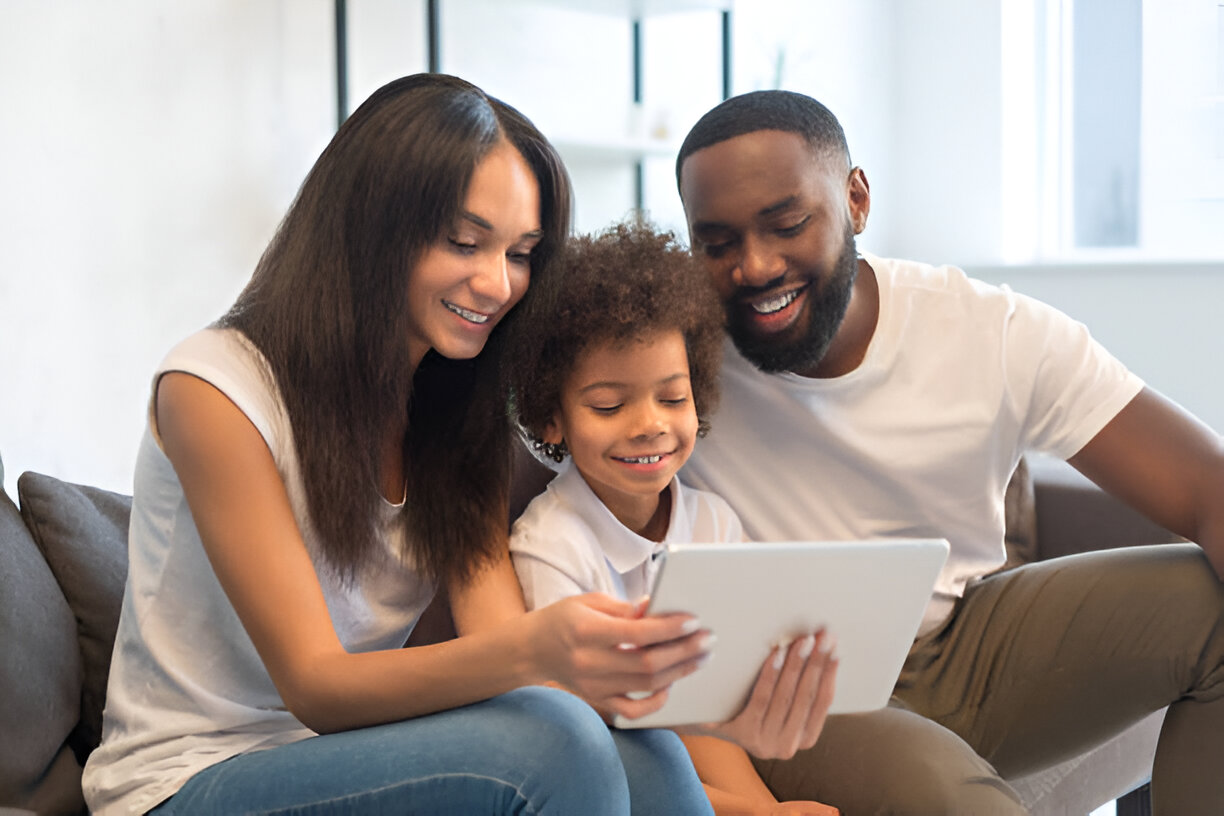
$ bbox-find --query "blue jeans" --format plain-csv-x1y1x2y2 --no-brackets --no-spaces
153,686,712,815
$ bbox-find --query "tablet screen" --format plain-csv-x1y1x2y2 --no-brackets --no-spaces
614,538,948,729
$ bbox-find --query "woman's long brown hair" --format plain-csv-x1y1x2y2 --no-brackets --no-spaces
218,74,571,587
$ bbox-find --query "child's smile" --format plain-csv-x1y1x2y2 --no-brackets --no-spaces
545,329,699,538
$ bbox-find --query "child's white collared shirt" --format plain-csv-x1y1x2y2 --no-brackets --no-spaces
510,458,744,609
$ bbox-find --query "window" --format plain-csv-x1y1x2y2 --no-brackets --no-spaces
1001,0,1224,262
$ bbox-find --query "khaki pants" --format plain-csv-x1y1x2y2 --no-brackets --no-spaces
752,544,1224,815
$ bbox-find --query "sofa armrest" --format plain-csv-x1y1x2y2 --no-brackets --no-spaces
1029,456,1182,561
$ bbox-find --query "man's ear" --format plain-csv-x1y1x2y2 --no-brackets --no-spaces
848,166,871,235
542,417,564,446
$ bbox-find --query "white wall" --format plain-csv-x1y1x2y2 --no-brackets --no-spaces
886,0,1005,265
724,0,897,251
1,0,335,494
2,0,1221,498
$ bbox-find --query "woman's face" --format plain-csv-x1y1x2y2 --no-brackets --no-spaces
406,141,542,367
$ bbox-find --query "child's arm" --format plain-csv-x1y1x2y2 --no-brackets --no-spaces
683,734,776,812
682,736,839,815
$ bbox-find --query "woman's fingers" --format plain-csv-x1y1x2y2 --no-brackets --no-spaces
569,593,702,650
704,629,837,759
601,686,671,721
536,593,712,706
781,632,837,731
761,633,815,738
752,631,823,751
581,630,713,704
733,640,787,727
799,654,838,749
775,633,837,752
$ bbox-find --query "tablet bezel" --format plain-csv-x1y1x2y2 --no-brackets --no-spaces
613,538,949,729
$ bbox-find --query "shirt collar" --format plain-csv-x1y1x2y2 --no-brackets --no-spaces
550,460,691,574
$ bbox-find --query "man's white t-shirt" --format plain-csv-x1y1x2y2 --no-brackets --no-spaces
510,460,744,609
83,328,434,816
682,253,1144,632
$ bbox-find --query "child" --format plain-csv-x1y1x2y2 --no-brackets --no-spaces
506,220,839,816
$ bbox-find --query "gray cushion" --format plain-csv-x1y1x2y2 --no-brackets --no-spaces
1002,457,1038,569
0,463,83,813
17,472,130,766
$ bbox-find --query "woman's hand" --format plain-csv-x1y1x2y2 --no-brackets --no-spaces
523,592,711,720
684,630,838,760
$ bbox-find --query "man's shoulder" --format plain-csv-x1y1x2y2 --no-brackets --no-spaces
866,252,995,297
866,253,1020,331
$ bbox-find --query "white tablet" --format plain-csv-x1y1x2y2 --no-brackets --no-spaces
614,538,949,729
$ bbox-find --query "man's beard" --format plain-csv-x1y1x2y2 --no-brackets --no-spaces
726,224,858,375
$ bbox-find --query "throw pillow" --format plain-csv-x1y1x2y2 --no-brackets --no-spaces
17,472,131,767
0,460,83,813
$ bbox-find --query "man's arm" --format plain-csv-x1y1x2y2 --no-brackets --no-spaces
1068,386,1224,578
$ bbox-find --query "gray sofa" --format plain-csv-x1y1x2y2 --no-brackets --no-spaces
0,449,1175,815
1,454,129,815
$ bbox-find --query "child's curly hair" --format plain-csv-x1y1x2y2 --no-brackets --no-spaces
506,219,725,452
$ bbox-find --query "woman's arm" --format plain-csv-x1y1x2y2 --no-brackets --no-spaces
158,373,710,733
449,547,528,635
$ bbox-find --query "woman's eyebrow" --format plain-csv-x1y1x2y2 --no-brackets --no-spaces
461,211,543,241
460,211,494,230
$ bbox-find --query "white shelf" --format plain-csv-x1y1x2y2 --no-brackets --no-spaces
524,0,730,17
552,135,681,163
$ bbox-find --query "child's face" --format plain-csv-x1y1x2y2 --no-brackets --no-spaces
546,329,699,531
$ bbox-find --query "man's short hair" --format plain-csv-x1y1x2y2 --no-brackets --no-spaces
676,90,851,187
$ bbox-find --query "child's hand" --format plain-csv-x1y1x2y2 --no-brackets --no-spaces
683,629,837,759
524,592,711,719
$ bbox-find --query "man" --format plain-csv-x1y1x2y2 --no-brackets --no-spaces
675,89,1224,814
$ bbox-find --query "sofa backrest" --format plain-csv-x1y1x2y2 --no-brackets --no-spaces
16,472,131,765
0,456,88,815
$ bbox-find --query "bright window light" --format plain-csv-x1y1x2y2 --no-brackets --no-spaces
1001,0,1224,262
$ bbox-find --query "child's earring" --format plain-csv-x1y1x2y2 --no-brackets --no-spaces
697,418,711,438
537,419,569,463
533,437,569,463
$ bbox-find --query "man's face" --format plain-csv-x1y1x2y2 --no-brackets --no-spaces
679,130,866,376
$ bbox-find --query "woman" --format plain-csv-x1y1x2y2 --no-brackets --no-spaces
82,74,826,815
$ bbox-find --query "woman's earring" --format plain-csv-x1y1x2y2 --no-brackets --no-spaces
533,437,569,463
